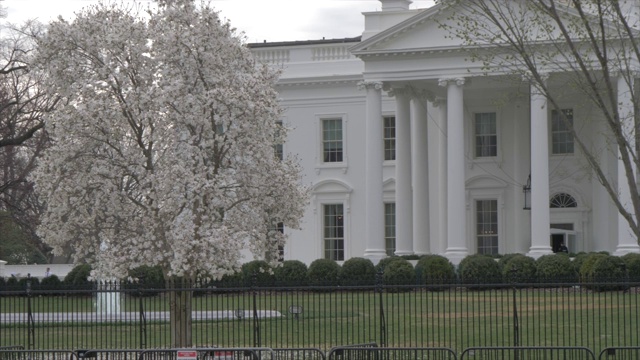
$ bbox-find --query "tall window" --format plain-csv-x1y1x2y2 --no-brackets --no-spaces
474,112,497,157
476,199,498,255
383,116,396,161
551,109,574,154
324,204,344,260
384,203,396,256
274,121,284,161
322,119,343,162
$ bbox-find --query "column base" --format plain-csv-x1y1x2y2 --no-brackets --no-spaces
526,246,553,259
363,249,388,265
394,250,415,256
614,244,640,256
444,248,469,266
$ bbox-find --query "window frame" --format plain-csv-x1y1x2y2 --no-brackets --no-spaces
322,118,343,163
383,115,396,162
473,111,498,159
323,203,345,261
475,199,499,256
316,114,348,173
384,202,396,256
550,108,575,156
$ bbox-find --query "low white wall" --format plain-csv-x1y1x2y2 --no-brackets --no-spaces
1,264,74,280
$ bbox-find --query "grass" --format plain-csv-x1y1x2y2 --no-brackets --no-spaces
2,286,640,354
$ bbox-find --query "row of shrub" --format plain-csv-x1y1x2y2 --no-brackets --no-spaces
3,252,640,293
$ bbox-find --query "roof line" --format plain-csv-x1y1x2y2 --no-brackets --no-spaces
248,36,362,48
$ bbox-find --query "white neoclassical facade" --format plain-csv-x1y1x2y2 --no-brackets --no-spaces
249,0,640,264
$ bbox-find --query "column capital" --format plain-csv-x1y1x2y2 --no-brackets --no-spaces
357,81,384,91
438,77,466,87
386,86,411,98
432,96,447,108
410,88,436,103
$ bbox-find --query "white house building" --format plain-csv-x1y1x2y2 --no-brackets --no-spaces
249,0,640,265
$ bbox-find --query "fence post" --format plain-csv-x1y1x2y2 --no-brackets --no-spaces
26,278,35,349
376,268,387,347
252,272,261,347
510,265,520,351
139,290,147,349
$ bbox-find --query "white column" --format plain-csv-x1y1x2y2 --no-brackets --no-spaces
393,87,414,255
527,82,553,257
411,93,430,255
615,74,640,254
360,81,387,260
440,78,468,263
431,98,448,254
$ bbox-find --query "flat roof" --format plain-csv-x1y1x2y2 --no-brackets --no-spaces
248,36,362,48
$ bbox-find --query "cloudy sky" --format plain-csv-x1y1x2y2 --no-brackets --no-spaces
4,0,435,43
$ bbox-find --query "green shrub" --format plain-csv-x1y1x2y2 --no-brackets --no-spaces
274,260,308,286
578,253,608,282
536,254,576,283
6,276,19,290
498,253,523,271
382,258,415,292
621,253,640,281
582,255,627,291
40,274,63,293
123,265,165,296
374,256,404,274
308,259,340,287
415,255,455,289
212,271,244,289
571,252,591,275
242,260,274,287
18,276,40,290
458,254,501,287
502,254,536,283
63,264,93,289
339,257,375,286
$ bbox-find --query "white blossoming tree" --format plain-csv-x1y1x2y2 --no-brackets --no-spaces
33,0,307,346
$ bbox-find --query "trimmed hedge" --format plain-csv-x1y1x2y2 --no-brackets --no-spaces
274,260,308,286
308,259,340,287
123,265,165,296
458,254,501,287
536,254,576,283
63,264,93,289
339,257,375,286
374,256,404,274
242,260,274,287
415,255,455,289
501,254,536,283
581,254,627,291
621,253,640,281
382,258,415,292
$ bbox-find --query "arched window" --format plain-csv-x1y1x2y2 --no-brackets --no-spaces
550,193,577,208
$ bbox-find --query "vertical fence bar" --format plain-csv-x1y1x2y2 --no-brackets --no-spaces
26,279,34,350
376,269,386,347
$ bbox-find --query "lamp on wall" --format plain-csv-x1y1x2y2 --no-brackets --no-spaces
523,174,531,210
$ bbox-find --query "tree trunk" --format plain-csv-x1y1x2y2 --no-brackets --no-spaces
168,277,192,347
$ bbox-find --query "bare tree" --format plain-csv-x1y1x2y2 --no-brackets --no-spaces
440,0,640,242
0,19,58,262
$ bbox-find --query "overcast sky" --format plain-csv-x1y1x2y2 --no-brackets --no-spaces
4,0,435,43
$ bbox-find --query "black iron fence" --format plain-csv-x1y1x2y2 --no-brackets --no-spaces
1,280,640,354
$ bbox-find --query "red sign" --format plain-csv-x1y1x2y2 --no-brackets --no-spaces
213,351,234,360
177,351,198,360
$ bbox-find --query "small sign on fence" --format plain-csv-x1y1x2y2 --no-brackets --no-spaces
177,350,198,360
212,351,234,360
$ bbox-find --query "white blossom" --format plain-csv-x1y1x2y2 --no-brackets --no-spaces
32,0,307,281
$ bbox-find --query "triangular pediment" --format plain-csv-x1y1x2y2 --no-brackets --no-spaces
351,1,626,58
351,3,457,55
